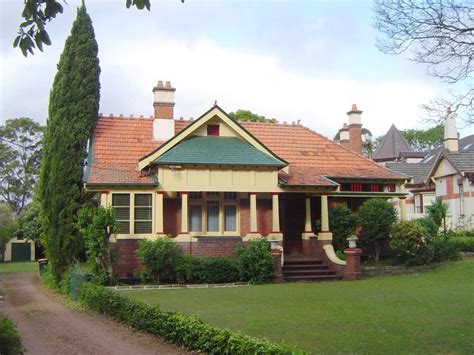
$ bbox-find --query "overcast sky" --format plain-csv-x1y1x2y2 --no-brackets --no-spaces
1,0,472,138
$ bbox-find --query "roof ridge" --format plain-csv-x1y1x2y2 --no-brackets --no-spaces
98,114,153,120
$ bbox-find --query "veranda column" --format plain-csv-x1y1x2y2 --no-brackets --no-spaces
181,192,189,234
156,191,164,235
318,194,333,241
269,193,283,241
250,193,258,233
302,196,315,239
399,184,407,221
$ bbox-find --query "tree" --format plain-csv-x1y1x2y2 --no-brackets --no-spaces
357,198,397,262
0,203,16,262
374,0,474,125
333,128,376,157
15,0,183,56
426,198,449,234
76,205,118,285
0,118,43,214
229,109,277,123
15,200,43,243
38,4,101,283
401,125,444,151
329,206,358,252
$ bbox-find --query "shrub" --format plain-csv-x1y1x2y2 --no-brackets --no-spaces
413,217,439,239
450,237,474,252
175,255,240,284
328,206,357,252
80,283,299,354
357,199,397,262
426,198,449,233
390,221,434,266
0,315,24,355
237,238,274,284
432,237,462,262
136,237,181,283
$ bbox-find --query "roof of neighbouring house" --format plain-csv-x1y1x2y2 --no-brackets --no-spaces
385,162,433,184
373,124,414,162
153,136,286,167
86,112,406,187
421,134,474,163
443,151,474,173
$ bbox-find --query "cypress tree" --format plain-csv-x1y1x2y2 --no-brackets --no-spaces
39,4,100,283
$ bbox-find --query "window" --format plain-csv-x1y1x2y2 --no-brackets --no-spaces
112,194,130,234
207,124,220,136
190,192,202,200
459,183,465,215
207,192,220,197
189,205,203,232
134,194,152,233
207,200,220,232
224,192,237,200
224,205,237,231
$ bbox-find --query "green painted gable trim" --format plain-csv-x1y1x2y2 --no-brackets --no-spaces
153,136,286,167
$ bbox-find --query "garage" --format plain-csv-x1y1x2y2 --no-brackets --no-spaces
11,243,31,261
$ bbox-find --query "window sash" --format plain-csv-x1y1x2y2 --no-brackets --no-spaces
224,205,237,231
207,200,220,232
189,205,203,232
112,193,130,234
134,193,152,234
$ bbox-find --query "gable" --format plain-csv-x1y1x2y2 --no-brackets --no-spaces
138,105,287,171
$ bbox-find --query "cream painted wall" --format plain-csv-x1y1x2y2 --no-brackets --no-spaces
193,117,240,137
157,166,281,192
4,237,35,262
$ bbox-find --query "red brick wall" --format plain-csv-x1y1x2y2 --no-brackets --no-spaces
240,199,250,237
257,198,272,236
112,239,142,279
348,124,362,154
154,104,174,119
189,237,241,258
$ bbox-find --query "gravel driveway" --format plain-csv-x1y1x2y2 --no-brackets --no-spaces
0,272,187,355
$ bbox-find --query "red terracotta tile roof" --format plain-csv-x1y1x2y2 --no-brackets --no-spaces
86,115,405,187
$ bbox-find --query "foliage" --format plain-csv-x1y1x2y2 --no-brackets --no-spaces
412,217,439,240
175,255,240,284
80,283,297,354
15,200,42,242
0,315,24,355
401,125,444,151
0,117,43,214
426,198,449,233
432,237,461,262
236,238,274,284
357,198,397,262
38,4,100,283
76,205,118,285
390,221,434,266
0,202,16,262
15,0,184,56
135,237,181,283
229,109,277,123
374,1,473,124
328,206,357,252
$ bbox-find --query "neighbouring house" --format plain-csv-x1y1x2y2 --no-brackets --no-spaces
385,110,474,228
372,124,421,163
85,81,407,280
3,238,36,262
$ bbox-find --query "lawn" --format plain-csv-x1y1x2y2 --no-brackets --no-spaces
0,261,38,274
123,260,474,354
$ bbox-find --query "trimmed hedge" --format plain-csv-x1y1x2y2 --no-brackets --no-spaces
0,315,24,355
80,283,301,354
175,256,240,284
451,237,474,252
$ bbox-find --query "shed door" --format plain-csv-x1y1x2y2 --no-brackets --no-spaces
12,243,31,261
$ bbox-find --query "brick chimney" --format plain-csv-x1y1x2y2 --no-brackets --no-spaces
347,104,363,154
444,107,458,152
338,123,350,149
152,81,175,140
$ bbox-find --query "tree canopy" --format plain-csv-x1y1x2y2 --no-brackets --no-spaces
0,117,43,214
38,4,101,283
401,125,444,151
374,0,473,125
0,202,16,261
229,109,278,123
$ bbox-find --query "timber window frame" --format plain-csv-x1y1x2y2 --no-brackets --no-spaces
112,193,131,234
111,192,154,235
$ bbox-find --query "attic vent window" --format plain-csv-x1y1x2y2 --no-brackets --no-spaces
207,124,220,136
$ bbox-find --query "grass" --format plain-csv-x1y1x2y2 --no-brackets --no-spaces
123,260,474,354
0,261,38,274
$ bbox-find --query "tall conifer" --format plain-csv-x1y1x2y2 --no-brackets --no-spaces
39,4,100,282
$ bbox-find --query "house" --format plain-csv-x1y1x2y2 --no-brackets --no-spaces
372,124,421,163
85,81,407,280
386,109,474,228
3,238,36,262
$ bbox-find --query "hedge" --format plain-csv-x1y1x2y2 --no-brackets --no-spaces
80,283,302,354
451,237,474,252
0,315,24,355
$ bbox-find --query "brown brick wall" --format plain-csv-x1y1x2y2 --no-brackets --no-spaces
112,239,142,279
257,198,272,236
348,124,362,154
240,199,250,237
164,198,180,237
190,237,241,258
154,104,174,119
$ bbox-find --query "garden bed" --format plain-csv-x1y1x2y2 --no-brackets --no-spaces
110,282,250,291
361,263,442,277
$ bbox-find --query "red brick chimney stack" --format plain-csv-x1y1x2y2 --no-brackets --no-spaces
153,80,175,119
346,104,363,155
152,80,176,140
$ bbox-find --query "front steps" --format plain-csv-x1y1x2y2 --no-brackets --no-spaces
283,257,342,282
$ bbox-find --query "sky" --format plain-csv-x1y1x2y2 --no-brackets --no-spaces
1,0,472,139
